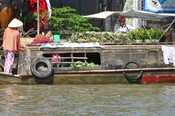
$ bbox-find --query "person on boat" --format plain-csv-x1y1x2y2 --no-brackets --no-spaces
114,15,135,33
2,18,24,74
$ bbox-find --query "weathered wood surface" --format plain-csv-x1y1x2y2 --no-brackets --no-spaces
0,71,128,85
1,69,175,85
19,44,166,75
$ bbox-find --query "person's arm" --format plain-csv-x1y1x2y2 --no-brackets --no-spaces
17,33,24,51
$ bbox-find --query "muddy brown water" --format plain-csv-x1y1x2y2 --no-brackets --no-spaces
0,83,175,116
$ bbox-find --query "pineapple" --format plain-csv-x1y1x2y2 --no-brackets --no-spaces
77,38,86,43
90,37,98,42
100,37,107,42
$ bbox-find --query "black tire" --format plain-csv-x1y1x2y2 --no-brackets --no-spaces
31,57,54,79
122,61,143,84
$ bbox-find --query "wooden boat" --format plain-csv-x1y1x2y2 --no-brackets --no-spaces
0,43,175,85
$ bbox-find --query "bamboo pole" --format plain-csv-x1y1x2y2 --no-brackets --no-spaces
55,67,175,74
159,19,175,41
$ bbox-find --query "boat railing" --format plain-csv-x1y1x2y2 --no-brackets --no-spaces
37,49,102,69
42,54,89,69
47,56,88,65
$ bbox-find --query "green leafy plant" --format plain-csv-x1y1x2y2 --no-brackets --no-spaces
48,6,101,36
127,28,148,41
127,27,164,42
148,27,164,40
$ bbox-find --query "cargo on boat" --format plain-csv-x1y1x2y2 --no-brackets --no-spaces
0,42,175,85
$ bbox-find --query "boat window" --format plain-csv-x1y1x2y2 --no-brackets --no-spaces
42,52,101,68
86,53,101,65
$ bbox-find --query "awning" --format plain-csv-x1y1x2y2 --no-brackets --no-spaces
83,11,121,19
120,9,175,20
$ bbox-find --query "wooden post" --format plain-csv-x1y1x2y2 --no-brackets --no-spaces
37,0,40,35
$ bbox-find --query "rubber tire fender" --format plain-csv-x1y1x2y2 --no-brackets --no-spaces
31,57,54,79
122,61,143,80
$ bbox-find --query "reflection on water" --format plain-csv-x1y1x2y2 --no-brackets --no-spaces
0,84,175,116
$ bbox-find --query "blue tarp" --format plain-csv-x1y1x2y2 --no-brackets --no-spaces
144,0,175,13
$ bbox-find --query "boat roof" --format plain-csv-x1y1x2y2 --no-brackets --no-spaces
83,11,121,19
83,9,175,21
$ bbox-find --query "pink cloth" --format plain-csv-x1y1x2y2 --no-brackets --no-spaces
51,54,61,63
4,49,15,73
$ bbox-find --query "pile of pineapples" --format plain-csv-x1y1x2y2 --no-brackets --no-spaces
69,31,132,44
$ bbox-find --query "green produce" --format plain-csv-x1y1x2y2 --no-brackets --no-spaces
75,64,83,67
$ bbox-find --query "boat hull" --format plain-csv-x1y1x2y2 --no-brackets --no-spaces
0,70,175,85
0,72,128,85
142,75,175,84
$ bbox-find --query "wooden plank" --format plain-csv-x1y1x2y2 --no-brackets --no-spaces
53,67,175,74
52,62,87,64
46,57,88,60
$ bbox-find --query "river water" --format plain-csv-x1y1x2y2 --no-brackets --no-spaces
0,83,175,116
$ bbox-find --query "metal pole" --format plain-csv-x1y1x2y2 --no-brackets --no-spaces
37,0,40,34
133,0,139,28
159,19,175,41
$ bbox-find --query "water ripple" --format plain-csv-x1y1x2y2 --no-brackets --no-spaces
0,84,175,116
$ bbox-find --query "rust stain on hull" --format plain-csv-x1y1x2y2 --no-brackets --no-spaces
142,75,175,84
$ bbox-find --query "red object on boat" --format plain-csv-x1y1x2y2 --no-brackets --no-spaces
28,0,48,30
28,0,48,13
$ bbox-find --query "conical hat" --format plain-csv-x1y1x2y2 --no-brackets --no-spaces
8,18,23,28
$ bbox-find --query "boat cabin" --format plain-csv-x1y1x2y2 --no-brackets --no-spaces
16,43,165,75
